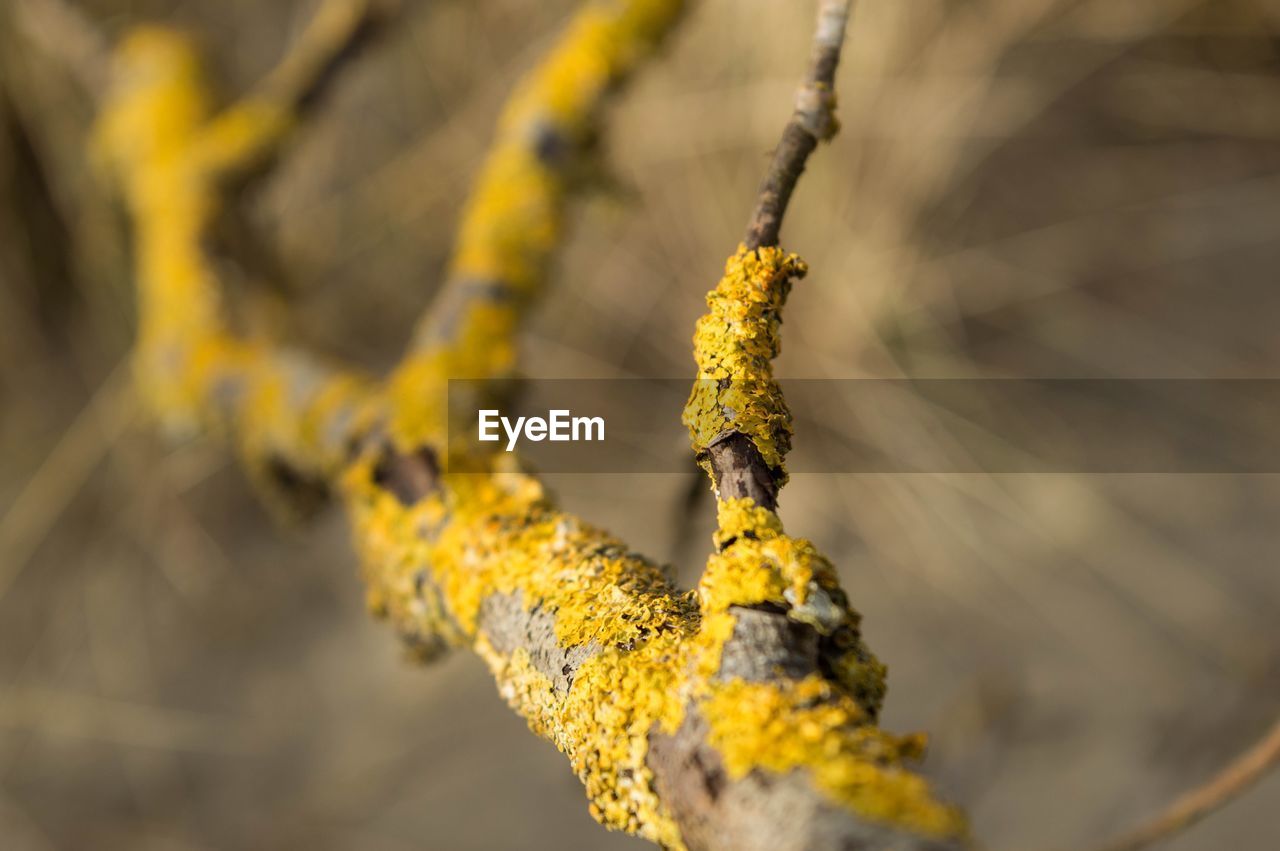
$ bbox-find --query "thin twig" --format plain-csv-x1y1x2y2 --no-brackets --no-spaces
1087,716,1280,851
744,0,852,250
707,0,854,511
256,0,397,117
199,0,396,180
671,4,962,842
105,1,965,846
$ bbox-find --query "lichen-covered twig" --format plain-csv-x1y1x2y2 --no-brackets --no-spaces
388,0,686,450
678,2,967,848
93,0,389,505
693,0,854,512
102,0,967,848
1086,715,1280,851
93,0,1280,846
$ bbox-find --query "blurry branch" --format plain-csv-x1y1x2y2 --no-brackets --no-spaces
0,361,133,602
386,0,692,448
1086,716,1280,851
93,0,390,504
99,0,966,848
198,0,395,179
9,0,109,101
259,0,395,115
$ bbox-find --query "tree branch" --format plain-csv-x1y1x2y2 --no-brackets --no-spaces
693,0,853,512
93,2,389,508
105,0,968,848
387,0,689,450
684,0,853,518
196,0,393,179
745,0,850,252
352,446,967,851
1086,716,1280,851
679,1,966,846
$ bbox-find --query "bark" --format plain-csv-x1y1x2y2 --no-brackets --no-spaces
95,0,969,848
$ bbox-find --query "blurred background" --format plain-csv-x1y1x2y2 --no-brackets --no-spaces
2,0,1279,848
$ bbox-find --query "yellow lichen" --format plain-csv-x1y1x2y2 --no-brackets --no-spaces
697,498,884,685
701,677,967,839
343,453,696,845
475,631,690,847
684,244,808,478
451,0,685,291
703,497,828,613
193,97,293,175
105,2,967,847
343,447,958,844
676,207,958,842
94,26,381,492
390,0,687,450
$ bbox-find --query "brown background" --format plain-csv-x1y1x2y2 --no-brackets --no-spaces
1,0,1278,848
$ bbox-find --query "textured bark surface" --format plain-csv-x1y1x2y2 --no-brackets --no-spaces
717,605,820,682
476,587,967,851
644,603,964,851
98,1,969,847
708,433,780,510
745,120,820,252
649,713,964,851
479,590,601,695
370,443,963,850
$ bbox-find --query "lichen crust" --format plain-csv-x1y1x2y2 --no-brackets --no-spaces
683,243,808,481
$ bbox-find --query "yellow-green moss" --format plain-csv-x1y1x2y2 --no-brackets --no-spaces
684,244,808,478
